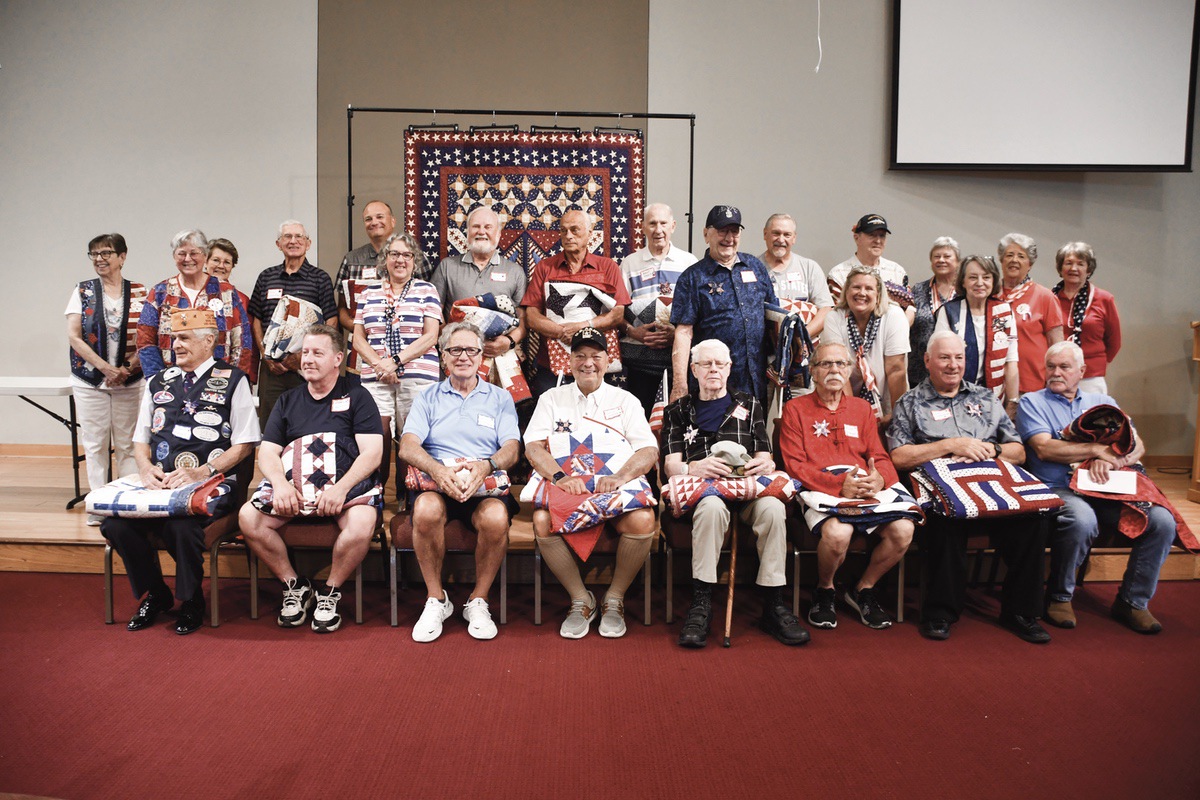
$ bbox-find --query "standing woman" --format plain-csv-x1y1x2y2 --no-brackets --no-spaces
821,264,910,425
996,232,1064,395
353,231,442,490
65,234,147,524
933,255,1019,411
204,237,259,384
909,236,960,387
1052,242,1121,395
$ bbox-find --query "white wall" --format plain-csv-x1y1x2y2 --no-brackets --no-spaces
0,0,317,444
648,0,1200,454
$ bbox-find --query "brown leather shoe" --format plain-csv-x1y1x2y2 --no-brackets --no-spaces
1045,600,1076,629
1111,595,1162,635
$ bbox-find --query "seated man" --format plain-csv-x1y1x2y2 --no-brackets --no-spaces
662,339,808,648
524,328,658,639
238,324,383,633
399,321,521,643
103,308,260,635
888,331,1050,644
779,342,916,630
1018,341,1181,634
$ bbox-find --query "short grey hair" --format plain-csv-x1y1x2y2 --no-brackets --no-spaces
644,202,674,221
998,232,1038,263
439,321,484,352
926,329,965,351
1045,340,1085,368
170,229,208,252
763,212,795,230
929,236,961,260
178,327,218,340
811,341,850,362
1055,242,1097,276
377,231,430,276
277,219,308,239
690,338,730,362
466,205,499,227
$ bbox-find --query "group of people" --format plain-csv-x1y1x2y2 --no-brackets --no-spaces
76,198,1179,647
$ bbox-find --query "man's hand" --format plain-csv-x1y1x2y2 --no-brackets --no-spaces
483,337,511,359
266,359,289,376
743,454,775,477
139,462,167,490
840,468,872,499
862,457,885,494
281,352,303,372
947,437,995,463
316,481,350,516
642,323,674,349
595,474,626,493
163,465,210,489
457,460,492,500
555,475,588,495
689,457,733,479
1086,445,1121,484
269,481,302,517
431,464,464,499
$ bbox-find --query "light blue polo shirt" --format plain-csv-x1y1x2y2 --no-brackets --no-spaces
1016,387,1116,488
402,378,519,461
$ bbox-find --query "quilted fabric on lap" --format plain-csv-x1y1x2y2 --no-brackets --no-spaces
910,458,1063,519
86,473,230,518
663,471,802,518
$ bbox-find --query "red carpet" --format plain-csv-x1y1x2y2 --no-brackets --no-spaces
1,573,1197,799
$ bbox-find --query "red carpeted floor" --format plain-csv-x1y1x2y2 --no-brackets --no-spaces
1,573,1197,799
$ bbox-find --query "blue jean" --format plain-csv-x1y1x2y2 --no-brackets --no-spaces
1049,488,1176,609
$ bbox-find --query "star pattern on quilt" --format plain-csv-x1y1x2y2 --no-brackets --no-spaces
813,420,831,437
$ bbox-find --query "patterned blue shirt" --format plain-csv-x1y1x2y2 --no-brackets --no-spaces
671,250,778,401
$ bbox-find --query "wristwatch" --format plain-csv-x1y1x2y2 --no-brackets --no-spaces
207,463,217,477
679,462,690,475
552,470,567,484
503,333,517,349
992,442,1003,459
487,456,498,471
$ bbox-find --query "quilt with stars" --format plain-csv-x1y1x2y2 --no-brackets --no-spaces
86,473,232,518
251,433,382,516
261,295,325,361
910,458,1062,519
449,294,531,403
663,472,803,518
404,130,644,277
519,430,657,559
543,281,623,374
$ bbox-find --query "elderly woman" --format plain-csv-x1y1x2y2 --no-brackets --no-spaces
136,229,253,378
933,255,1019,412
1052,242,1121,395
996,232,1064,395
398,321,521,643
821,265,910,424
204,237,258,384
353,231,441,488
66,234,148,524
909,236,961,387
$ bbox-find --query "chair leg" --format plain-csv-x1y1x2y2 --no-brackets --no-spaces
250,552,259,620
642,551,651,626
896,554,905,624
355,562,364,624
665,541,674,623
389,546,399,628
209,543,220,628
534,543,542,626
792,545,801,618
500,553,508,625
104,544,114,624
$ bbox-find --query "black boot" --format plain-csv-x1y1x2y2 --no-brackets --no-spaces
760,586,809,646
678,582,714,648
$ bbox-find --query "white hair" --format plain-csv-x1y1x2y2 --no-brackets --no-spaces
1045,340,1085,368
643,202,673,222
998,232,1037,263
926,330,965,351
277,219,308,239
690,339,730,362
170,229,208,252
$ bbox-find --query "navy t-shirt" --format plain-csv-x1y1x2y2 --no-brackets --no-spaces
264,376,383,479
695,394,733,432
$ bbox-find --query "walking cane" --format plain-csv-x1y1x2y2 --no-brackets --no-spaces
723,519,737,647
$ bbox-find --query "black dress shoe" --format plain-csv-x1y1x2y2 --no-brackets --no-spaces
173,599,204,635
1000,613,1051,644
127,592,173,632
920,619,951,640
678,594,712,649
760,600,810,646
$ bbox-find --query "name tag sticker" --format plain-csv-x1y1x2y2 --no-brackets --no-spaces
478,414,495,428
172,425,192,440
491,272,507,282
604,408,622,420
640,267,657,281
267,288,283,300
731,405,748,420
931,408,952,421
740,271,757,283
843,424,859,438
362,267,378,279
331,397,350,413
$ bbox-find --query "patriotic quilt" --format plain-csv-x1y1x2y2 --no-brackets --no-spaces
663,471,802,518
406,457,511,497
251,433,382,516
404,130,644,276
766,300,815,398
262,295,324,361
798,465,924,533
1060,403,1134,456
449,293,531,403
543,280,623,374
910,458,1063,519
519,430,657,559
86,473,231,518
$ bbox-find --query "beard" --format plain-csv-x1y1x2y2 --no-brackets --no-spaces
469,238,496,258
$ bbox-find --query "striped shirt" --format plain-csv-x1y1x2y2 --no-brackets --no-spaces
248,260,337,326
619,244,697,371
354,279,442,382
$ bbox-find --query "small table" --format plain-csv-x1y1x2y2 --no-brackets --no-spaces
0,377,86,508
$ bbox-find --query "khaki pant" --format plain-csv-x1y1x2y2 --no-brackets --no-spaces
690,495,787,586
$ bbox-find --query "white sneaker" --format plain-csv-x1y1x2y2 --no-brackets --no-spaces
86,514,103,527
462,597,498,640
412,592,453,642
560,590,597,639
598,595,626,638
311,588,342,633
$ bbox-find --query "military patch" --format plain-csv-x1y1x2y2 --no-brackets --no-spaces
206,377,229,391
162,367,183,381
150,408,166,433
183,400,198,415
174,452,200,469
212,368,232,378
155,441,170,461
193,426,219,442
200,391,226,404
221,422,232,438
153,391,174,404
206,448,225,464
194,410,222,427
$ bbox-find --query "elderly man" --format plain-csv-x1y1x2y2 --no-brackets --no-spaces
248,221,338,428
663,338,807,647
525,328,659,639
399,322,521,642
759,213,833,339
827,214,914,324
889,331,1050,643
335,200,396,382
779,342,915,629
432,206,528,359
671,205,778,405
103,308,260,635
238,325,383,634
618,203,698,414
521,209,631,395
1018,342,1179,634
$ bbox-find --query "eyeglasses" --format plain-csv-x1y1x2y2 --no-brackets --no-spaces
88,250,118,260
444,346,482,358
812,360,852,370
386,250,414,261
694,360,730,370
279,233,309,241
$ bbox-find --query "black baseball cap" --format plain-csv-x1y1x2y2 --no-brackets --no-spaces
571,327,607,352
853,214,891,234
705,205,743,229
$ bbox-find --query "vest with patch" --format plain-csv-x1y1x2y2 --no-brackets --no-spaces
147,360,245,471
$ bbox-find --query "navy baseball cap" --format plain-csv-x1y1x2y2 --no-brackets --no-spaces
705,205,743,229
853,214,891,234
571,327,607,352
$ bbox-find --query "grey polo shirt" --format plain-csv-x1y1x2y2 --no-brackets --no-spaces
431,251,527,325
887,379,1020,450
